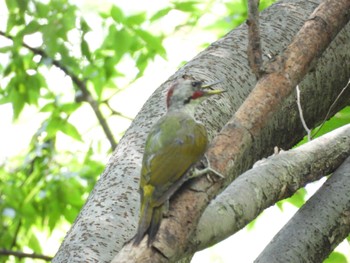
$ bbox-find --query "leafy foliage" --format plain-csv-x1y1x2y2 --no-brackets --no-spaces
324,252,348,263
0,0,173,260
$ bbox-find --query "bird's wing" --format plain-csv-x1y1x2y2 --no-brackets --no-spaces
141,113,208,205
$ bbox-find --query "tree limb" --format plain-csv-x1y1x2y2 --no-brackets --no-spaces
255,155,350,262
193,124,350,251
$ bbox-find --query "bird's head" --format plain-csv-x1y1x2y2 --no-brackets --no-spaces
166,78,225,111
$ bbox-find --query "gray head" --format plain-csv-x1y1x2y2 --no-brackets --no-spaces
166,78,224,111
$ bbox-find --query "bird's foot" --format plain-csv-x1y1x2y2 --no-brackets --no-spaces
190,156,225,181
191,167,225,179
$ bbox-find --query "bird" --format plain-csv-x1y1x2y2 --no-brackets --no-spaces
133,77,225,246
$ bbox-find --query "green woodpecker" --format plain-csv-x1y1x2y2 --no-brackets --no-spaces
134,78,224,246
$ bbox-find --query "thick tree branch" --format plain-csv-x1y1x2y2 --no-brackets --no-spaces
255,156,350,262
192,124,350,251
209,0,350,172
0,249,53,261
0,30,117,150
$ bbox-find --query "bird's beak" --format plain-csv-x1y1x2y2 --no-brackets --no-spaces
201,80,226,95
201,79,222,88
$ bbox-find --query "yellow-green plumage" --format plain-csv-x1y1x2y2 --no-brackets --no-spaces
134,112,208,245
133,79,224,246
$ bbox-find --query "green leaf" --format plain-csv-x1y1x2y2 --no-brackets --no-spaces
276,188,306,211
63,205,79,223
104,56,117,81
287,188,306,208
22,20,41,36
41,24,59,56
6,12,25,33
46,117,62,138
225,1,247,15
45,116,81,141
48,199,61,232
22,203,36,219
150,7,172,22
312,106,350,138
125,12,146,26
81,38,92,61
134,29,166,58
3,63,13,77
174,1,199,12
8,80,25,120
260,0,278,10
324,252,347,263
34,2,50,18
135,52,149,79
17,0,27,14
0,46,13,53
61,180,83,207
40,102,55,112
60,120,83,141
28,233,42,253
62,5,78,33
26,73,41,105
60,103,80,115
24,180,43,205
89,72,106,99
297,106,350,146
5,0,19,12
246,214,261,231
80,19,91,34
113,28,132,61
111,5,124,23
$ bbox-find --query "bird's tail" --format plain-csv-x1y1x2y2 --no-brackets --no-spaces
147,205,163,246
134,196,153,245
133,199,163,246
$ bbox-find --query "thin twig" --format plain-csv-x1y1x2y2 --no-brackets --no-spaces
104,100,133,121
247,0,264,78
0,249,53,261
0,30,117,150
296,85,311,141
10,220,21,248
312,78,350,138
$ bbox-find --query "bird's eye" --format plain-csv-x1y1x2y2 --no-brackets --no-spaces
191,81,201,88
184,96,192,104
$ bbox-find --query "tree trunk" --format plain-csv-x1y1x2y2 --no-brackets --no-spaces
53,0,350,262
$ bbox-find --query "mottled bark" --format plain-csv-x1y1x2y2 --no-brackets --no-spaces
255,156,350,263
194,124,350,251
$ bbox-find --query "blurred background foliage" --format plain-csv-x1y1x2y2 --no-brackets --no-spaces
0,0,349,262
